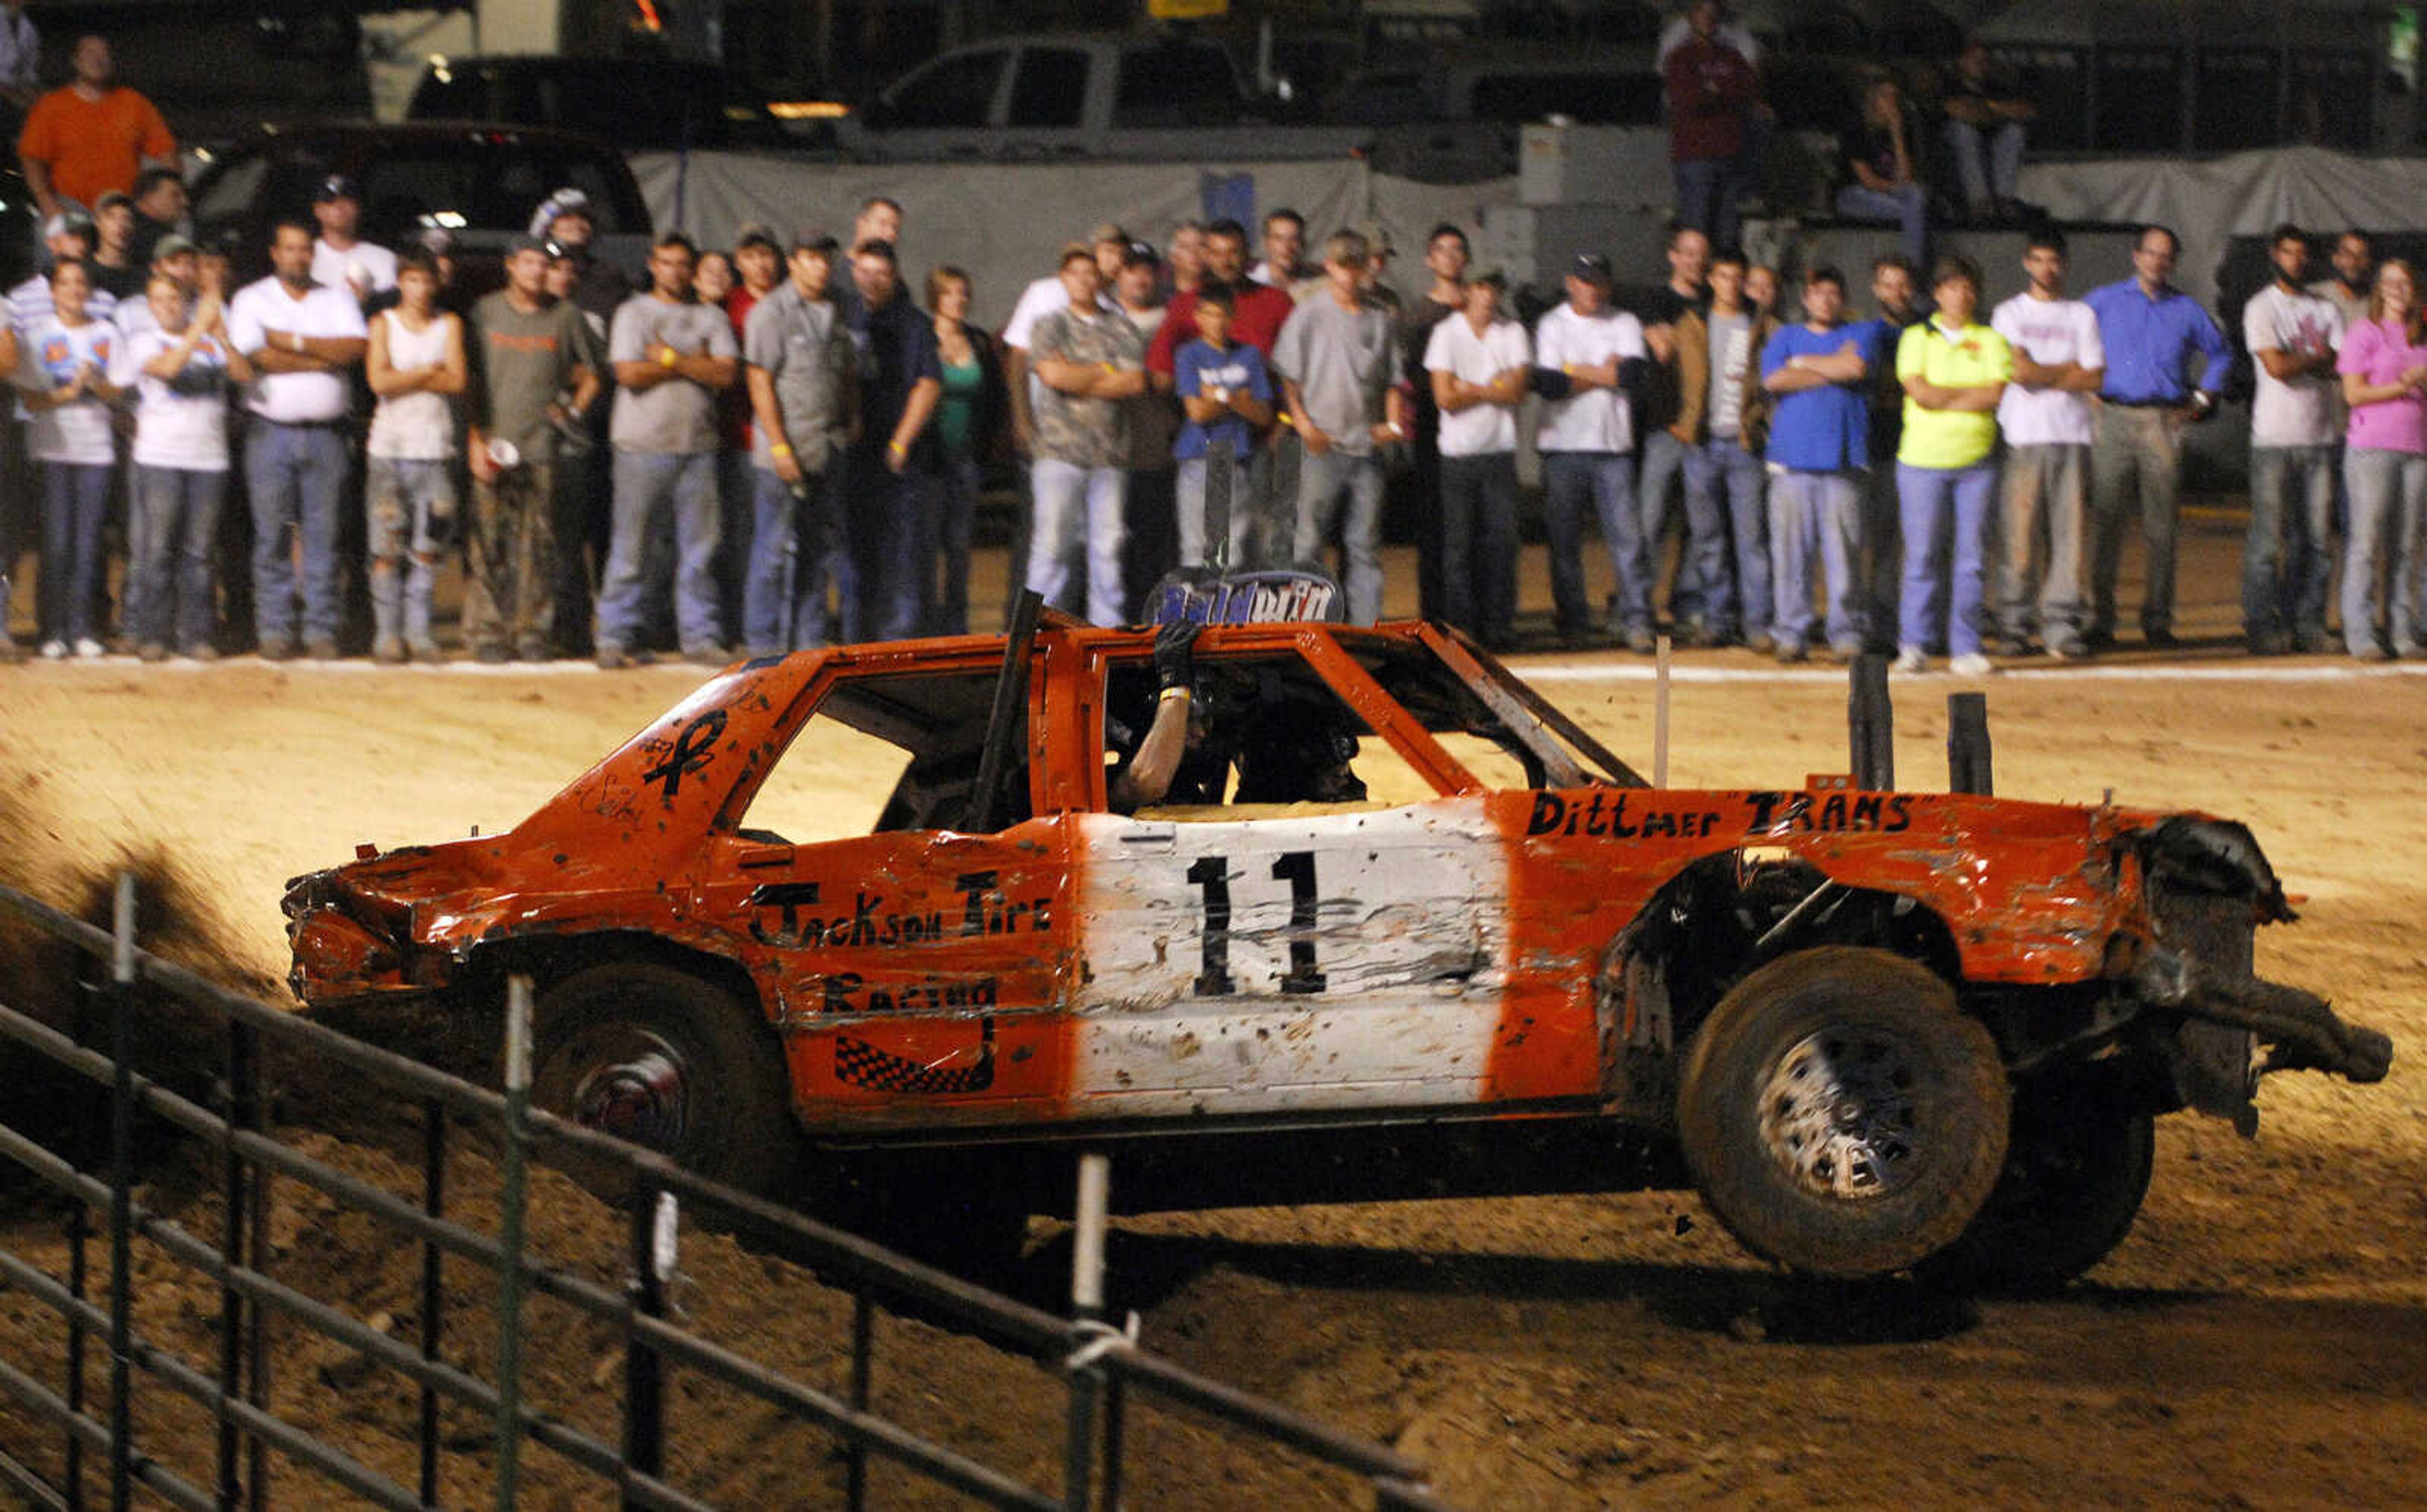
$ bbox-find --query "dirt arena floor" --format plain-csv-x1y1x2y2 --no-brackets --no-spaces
1,509,2423,1509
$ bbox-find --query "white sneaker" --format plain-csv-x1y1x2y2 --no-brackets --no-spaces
72,637,105,659
38,639,66,660
1949,651,1997,677
1890,646,1928,674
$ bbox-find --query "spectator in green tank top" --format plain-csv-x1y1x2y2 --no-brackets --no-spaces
925,265,1003,635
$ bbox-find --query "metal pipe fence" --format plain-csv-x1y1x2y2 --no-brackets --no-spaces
0,878,1457,1512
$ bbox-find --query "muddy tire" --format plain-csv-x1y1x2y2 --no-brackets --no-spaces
1677,947,2009,1279
1915,1076,2156,1295
530,963,800,1201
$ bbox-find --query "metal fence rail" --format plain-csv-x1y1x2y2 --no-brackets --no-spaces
0,878,1457,1512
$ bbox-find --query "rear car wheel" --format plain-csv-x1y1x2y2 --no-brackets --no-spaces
1916,1074,2156,1295
1677,947,2010,1279
531,962,800,1200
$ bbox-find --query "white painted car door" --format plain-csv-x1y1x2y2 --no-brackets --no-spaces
1068,799,1507,1119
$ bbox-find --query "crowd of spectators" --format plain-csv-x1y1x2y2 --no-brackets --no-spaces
0,16,2418,674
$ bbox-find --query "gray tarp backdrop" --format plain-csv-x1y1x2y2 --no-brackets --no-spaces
628,152,1521,328
2017,145,2427,306
633,143,2427,320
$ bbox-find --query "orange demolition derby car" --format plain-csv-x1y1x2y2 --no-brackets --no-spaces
286,609,2392,1287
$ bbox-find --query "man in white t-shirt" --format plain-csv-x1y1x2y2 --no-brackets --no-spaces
227,215,368,659
309,174,396,305
2244,223,2346,655
1424,265,1530,648
1988,230,2104,660
1532,251,1653,649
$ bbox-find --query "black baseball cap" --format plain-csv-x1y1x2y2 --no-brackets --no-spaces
1122,239,1160,267
315,174,362,203
1571,252,1614,284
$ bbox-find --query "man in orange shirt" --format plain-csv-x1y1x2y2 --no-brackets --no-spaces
18,35,174,220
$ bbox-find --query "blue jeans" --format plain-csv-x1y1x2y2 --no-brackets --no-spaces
243,420,351,650
1835,182,1929,267
1944,119,2024,210
599,449,721,655
39,460,111,644
743,463,848,653
1672,156,1744,251
712,448,755,648
1177,448,1253,570
1026,458,1127,626
2341,445,2427,655
845,449,931,643
1681,437,1770,641
244,419,349,646
1439,452,1518,643
366,456,454,648
1294,446,1387,624
928,449,981,635
130,465,226,651
1637,430,1697,624
2246,444,2337,643
1544,451,1646,638
1768,468,1866,653
1896,458,2000,656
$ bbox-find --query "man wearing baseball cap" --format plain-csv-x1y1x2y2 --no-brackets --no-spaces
312,174,396,304
738,227,855,654
9,209,110,334
463,232,602,661
1535,250,1656,650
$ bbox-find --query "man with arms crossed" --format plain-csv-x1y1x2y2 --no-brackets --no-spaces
2243,224,2345,654
1988,229,2103,659
1533,251,1653,650
227,217,366,660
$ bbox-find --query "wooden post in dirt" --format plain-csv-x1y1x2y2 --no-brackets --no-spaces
1849,656,1894,790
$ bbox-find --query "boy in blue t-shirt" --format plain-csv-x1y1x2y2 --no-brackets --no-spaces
1758,265,1879,662
1172,285,1273,570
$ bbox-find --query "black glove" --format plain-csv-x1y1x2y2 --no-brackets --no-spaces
1154,619,1201,692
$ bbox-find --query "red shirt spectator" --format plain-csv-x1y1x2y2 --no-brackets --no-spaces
18,35,173,220
1150,283,1292,373
1662,15,1760,164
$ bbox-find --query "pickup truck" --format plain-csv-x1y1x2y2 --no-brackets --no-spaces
836,30,1370,163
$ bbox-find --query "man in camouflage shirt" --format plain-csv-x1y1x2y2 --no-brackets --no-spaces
1025,243,1148,626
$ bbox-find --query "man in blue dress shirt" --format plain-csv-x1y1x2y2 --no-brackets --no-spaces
2082,224,2230,650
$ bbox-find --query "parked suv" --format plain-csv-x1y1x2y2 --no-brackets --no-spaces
839,30,1368,162
404,55,801,152
188,121,652,288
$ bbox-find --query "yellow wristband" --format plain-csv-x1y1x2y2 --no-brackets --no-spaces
1159,685,1191,704
658,348,678,368
769,442,793,457
887,439,907,455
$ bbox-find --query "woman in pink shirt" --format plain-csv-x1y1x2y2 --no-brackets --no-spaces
2337,258,2427,660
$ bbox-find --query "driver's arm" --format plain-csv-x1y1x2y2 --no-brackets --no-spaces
1110,689,1193,812
1110,620,1203,812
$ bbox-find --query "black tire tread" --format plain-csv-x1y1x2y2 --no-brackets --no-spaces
1677,946,2010,1279
533,961,800,1200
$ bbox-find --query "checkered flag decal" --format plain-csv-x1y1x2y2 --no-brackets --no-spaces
835,1017,996,1094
